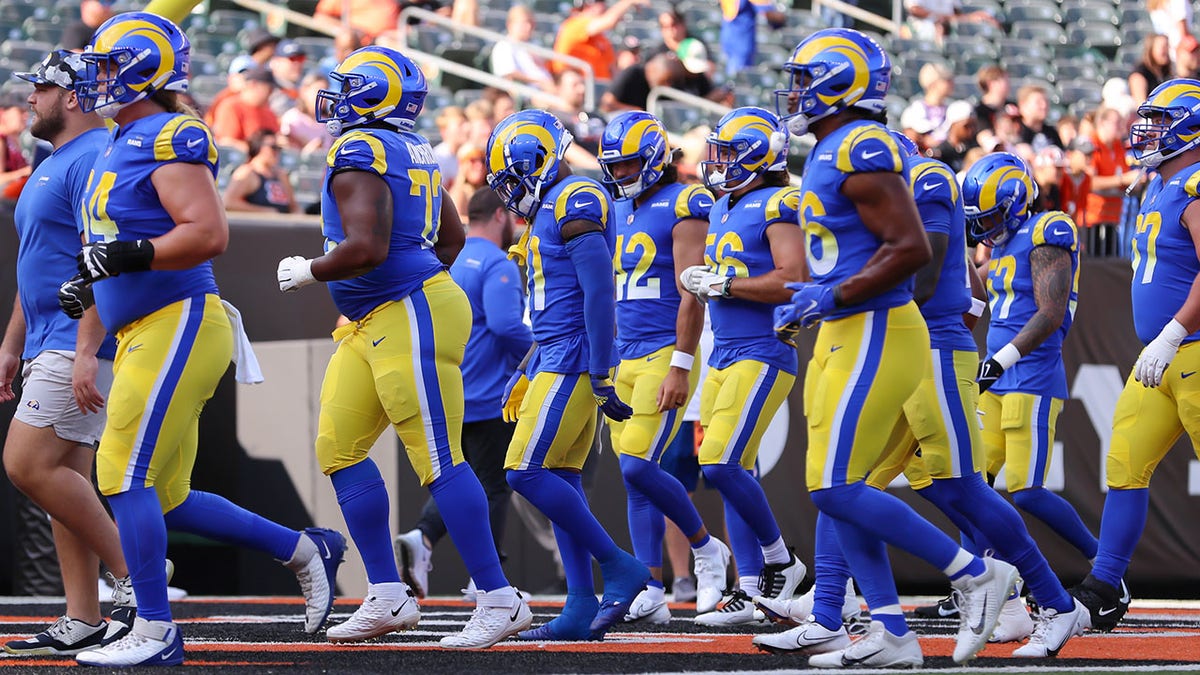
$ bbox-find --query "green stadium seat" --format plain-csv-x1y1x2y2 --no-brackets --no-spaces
1011,21,1067,46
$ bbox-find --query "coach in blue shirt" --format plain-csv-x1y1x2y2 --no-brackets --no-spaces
396,187,533,594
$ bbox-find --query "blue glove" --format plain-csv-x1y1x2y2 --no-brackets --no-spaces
783,282,838,329
773,304,802,346
590,374,633,422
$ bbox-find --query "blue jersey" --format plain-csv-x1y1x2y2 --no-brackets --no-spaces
985,211,1080,398
321,128,447,321
800,119,913,319
14,127,116,361
908,156,975,351
522,175,616,375
1130,167,1200,346
81,113,220,332
614,183,714,359
705,185,800,375
451,237,532,423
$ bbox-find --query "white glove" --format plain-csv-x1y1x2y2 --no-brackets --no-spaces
1134,318,1189,387
277,256,316,292
680,265,726,301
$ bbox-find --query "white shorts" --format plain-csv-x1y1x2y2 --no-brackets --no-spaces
14,350,114,446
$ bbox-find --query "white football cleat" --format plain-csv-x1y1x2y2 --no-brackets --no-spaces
693,538,731,614
623,588,671,624
395,529,432,598
951,558,1019,663
76,617,183,667
695,590,762,627
754,578,859,627
753,617,852,655
441,588,532,649
284,528,347,634
1012,598,1090,658
759,554,806,601
808,621,923,669
989,595,1035,643
326,582,420,642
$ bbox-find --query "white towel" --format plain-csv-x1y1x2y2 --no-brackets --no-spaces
221,300,264,385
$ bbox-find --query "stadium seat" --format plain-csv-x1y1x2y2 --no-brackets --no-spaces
654,100,702,135
885,94,909,124
21,17,61,45
207,9,260,36
1057,79,1102,108
1011,21,1067,46
0,40,53,69
1054,60,1101,83
479,8,507,32
1005,58,1055,83
1120,7,1152,27
943,37,998,61
0,4,39,26
188,75,225,108
1010,77,1059,104
1062,4,1118,26
999,38,1054,63
1004,3,1061,26
953,21,1004,41
189,53,220,77
453,88,485,107
191,32,238,57
889,37,940,56
952,74,979,98
292,37,336,63
1068,24,1122,56
960,54,1000,76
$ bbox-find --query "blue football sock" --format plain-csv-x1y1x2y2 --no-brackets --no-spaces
330,458,400,584
507,467,621,563
812,482,970,573
1092,488,1149,588
623,477,665,569
163,490,300,561
723,497,763,581
108,487,171,622
1011,487,1099,560
923,476,1073,612
701,463,781,546
647,578,664,590
812,512,851,631
825,512,907,635
917,479,991,555
546,470,596,595
430,461,506,592
619,454,705,540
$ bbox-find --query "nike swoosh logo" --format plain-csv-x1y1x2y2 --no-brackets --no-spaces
922,182,939,191
862,150,883,159
646,355,660,361
573,200,593,208
1098,605,1121,616
340,146,358,155
1182,371,1196,379
372,336,386,347
802,300,818,315
830,345,843,352
1051,228,1071,237
128,344,143,353
319,540,331,559
510,607,521,621
972,597,988,634
842,648,885,665
1119,582,1131,604
160,646,178,660
186,138,203,149
391,598,411,617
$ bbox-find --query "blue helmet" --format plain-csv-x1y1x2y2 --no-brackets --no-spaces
75,12,190,118
1130,78,1200,169
889,129,919,158
485,109,573,219
316,46,427,137
701,106,789,192
776,28,891,137
598,110,670,200
960,152,1038,247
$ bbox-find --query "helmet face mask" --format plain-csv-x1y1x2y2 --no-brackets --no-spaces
701,107,788,193
598,111,669,201
75,13,190,118
486,110,573,219
317,46,426,137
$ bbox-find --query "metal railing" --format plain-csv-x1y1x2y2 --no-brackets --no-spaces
811,0,903,34
398,5,596,111
646,85,732,123
226,0,588,110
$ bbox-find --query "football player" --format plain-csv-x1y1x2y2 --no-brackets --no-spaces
598,110,732,622
772,27,1018,667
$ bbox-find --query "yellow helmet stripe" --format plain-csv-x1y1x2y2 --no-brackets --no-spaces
620,118,660,156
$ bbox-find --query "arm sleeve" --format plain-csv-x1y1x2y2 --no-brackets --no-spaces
566,231,616,376
481,257,533,361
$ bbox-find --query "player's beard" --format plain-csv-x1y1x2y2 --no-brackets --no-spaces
30,96,65,142
500,218,515,250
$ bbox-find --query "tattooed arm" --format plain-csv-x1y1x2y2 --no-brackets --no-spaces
310,170,394,281
1009,244,1072,355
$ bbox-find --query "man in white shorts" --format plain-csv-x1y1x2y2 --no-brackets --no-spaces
0,50,136,656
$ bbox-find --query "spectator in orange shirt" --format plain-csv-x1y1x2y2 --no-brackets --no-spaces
552,0,649,81
313,0,401,39
209,67,280,154
1084,105,1138,257
1059,137,1093,229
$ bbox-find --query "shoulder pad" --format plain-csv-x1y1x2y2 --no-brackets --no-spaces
835,124,904,175
909,158,958,204
764,186,801,225
153,115,217,171
675,183,716,220
1031,211,1078,251
328,130,388,175
554,179,609,228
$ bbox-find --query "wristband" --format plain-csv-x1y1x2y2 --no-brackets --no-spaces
993,342,1022,370
1161,318,1190,348
109,239,156,273
968,297,987,318
670,350,694,371
721,276,734,298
